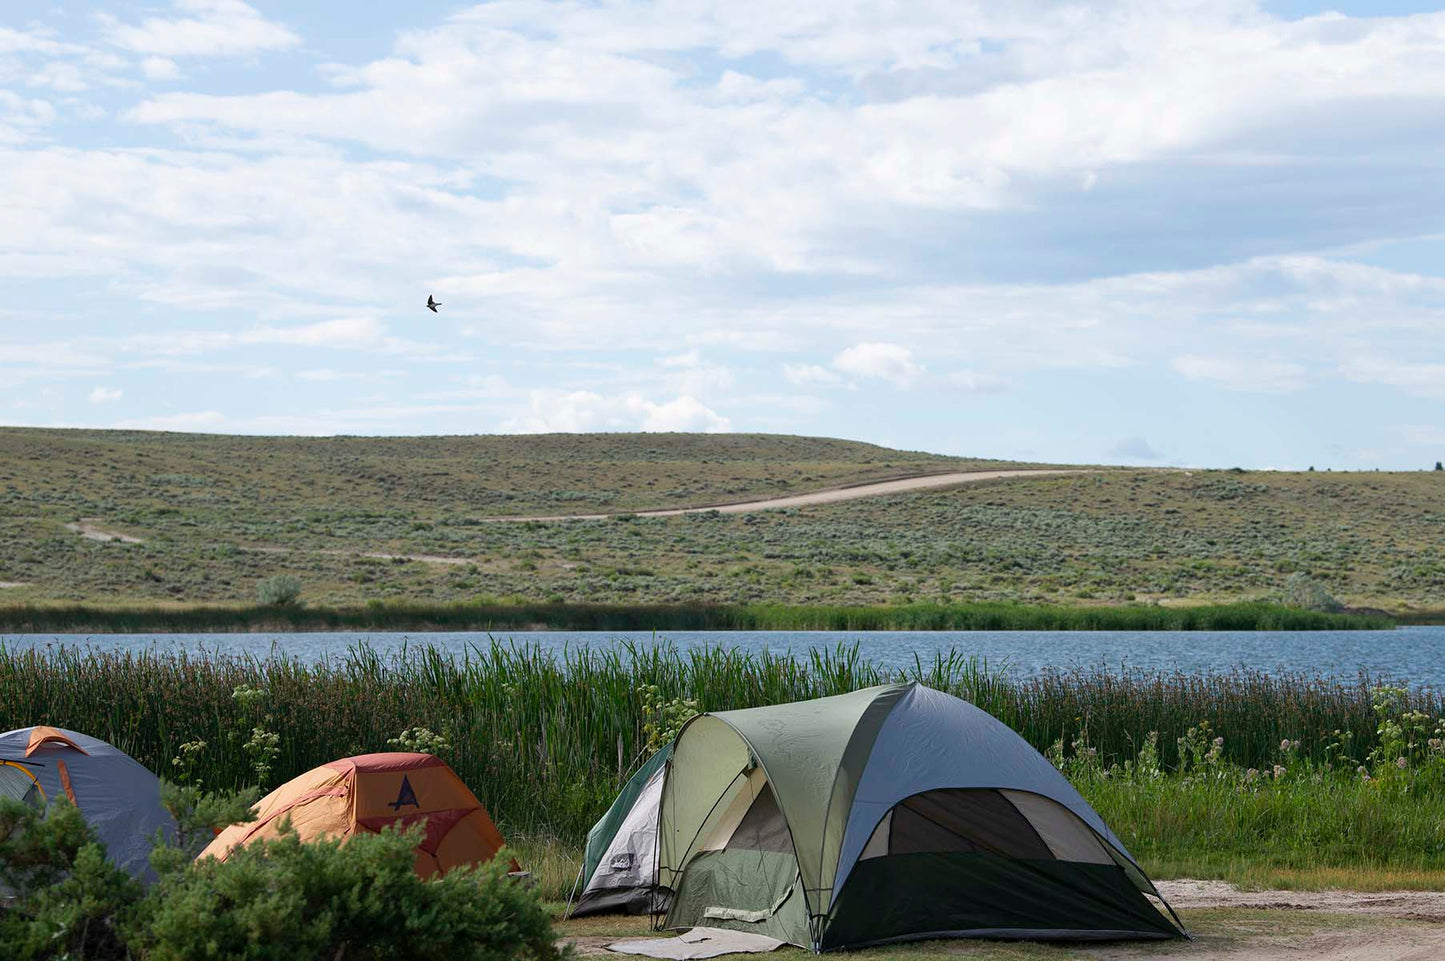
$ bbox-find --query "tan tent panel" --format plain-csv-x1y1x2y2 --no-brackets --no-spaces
26,726,91,757
199,752,516,878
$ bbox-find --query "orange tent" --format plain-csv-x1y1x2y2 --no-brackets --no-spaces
199,752,517,878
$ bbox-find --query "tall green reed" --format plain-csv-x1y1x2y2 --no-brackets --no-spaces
0,639,1433,838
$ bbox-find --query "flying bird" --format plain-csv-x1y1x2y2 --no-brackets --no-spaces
426,295,441,313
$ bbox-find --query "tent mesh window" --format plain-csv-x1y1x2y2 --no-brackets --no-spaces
859,788,1114,865
0,761,44,808
725,784,793,854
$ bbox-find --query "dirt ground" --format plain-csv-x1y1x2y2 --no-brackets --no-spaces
557,880,1445,961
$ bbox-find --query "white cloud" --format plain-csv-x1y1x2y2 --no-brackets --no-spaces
239,317,383,348
1110,436,1164,462
1397,425,1445,447
945,369,1008,394
89,386,123,404
659,349,702,368
500,390,731,433
1172,354,1307,393
1340,357,1445,400
101,1,299,58
114,410,225,431
295,368,406,382
111,403,496,435
140,57,181,81
782,363,841,386
7,2,1445,453
833,343,923,387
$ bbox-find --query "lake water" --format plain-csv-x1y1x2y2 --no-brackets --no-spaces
4,626,1443,688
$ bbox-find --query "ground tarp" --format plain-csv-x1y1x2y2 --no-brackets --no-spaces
607,927,786,959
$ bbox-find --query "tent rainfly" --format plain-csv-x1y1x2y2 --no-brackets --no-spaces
0,726,176,881
199,752,517,878
653,682,1187,951
570,744,672,917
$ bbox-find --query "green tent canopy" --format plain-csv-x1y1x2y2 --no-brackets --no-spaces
655,682,1186,951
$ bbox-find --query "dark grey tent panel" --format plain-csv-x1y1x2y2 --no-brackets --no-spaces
823,852,1180,948
820,788,1179,948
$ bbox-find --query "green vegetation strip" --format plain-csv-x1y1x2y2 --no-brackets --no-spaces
3,639,1434,844
0,600,1390,632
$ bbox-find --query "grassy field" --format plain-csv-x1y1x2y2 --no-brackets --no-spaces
5,639,1444,894
1,427,1441,616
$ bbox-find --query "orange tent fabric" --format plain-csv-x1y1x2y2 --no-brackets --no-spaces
25,726,89,757
198,752,517,878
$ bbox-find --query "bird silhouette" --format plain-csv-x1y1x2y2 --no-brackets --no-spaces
426,295,441,313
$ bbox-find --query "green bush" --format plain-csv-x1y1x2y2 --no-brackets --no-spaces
0,789,560,961
256,575,302,606
1282,572,1341,612
0,797,140,961
137,826,560,961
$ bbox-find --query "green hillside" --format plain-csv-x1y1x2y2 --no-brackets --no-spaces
0,427,1440,616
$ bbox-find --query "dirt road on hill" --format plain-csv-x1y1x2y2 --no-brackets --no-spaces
60,468,1086,566
484,468,1087,523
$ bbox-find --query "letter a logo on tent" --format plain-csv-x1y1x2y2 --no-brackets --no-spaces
388,775,420,811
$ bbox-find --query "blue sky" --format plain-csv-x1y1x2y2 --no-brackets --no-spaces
3,1,1445,469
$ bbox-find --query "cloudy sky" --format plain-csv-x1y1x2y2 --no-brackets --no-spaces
3,0,1445,468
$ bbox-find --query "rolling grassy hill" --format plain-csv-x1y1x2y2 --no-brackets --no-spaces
0,427,1440,619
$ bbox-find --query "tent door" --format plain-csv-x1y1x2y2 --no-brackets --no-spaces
665,783,810,947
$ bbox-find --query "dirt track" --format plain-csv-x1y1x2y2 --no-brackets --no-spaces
484,469,1085,523
64,519,144,543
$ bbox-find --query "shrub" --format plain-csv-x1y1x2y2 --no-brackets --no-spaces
137,826,559,961
1282,572,1341,612
256,575,302,606
0,787,559,961
0,797,140,961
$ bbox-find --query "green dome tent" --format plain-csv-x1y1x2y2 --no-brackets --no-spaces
655,682,1186,951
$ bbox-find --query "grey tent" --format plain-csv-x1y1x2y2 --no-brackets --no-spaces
656,683,1185,951
570,745,672,917
0,726,174,881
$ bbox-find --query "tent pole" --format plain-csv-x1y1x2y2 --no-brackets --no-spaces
563,864,584,919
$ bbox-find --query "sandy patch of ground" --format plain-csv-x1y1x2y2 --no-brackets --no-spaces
351,550,472,566
1155,878,1445,919
64,520,144,543
0,582,26,589
487,469,1087,523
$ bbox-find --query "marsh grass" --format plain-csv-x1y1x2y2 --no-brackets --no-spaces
0,600,1390,633
1,639,1435,842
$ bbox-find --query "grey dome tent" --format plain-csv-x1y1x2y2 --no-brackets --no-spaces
656,683,1186,951
0,726,174,881
569,744,672,917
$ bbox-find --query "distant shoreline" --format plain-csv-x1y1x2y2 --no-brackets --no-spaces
0,600,1400,633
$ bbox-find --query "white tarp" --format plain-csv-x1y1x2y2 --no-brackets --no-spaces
607,927,786,959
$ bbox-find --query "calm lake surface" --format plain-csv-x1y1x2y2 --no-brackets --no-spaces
5,626,1443,688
